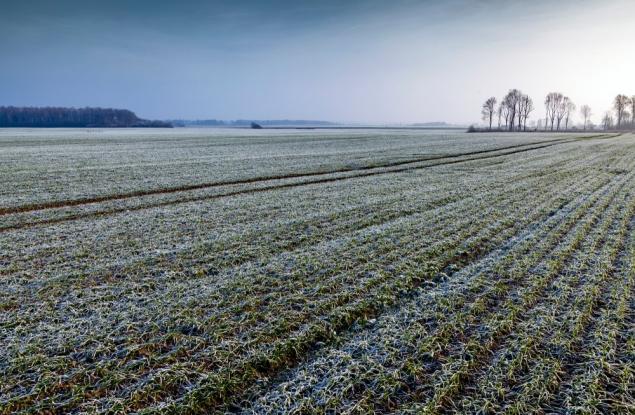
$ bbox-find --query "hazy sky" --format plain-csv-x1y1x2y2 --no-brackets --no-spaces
2,0,635,124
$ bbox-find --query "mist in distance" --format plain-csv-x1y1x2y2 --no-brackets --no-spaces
1,0,634,125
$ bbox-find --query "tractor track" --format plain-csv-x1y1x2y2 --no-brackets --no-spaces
0,138,586,232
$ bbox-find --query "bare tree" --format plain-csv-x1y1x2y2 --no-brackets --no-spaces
519,95,533,131
631,96,635,126
501,101,510,130
555,96,571,130
503,89,522,131
614,94,629,128
481,97,497,130
580,105,592,130
602,111,614,130
517,97,525,131
564,99,576,130
545,92,563,131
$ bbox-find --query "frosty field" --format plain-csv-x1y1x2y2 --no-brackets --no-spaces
1,128,634,414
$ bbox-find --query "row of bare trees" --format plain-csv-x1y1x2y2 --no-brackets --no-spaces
481,91,587,131
604,94,635,130
481,89,534,131
481,92,635,132
544,93,576,131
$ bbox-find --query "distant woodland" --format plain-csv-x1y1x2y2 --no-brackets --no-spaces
0,107,172,128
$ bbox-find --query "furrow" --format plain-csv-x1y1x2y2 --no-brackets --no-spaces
153,152,628,412
452,175,635,414
2,152,584,412
397,170,634,414
238,154,632,412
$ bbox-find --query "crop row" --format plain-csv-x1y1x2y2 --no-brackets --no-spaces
1,132,632,414
171,146,632,413
3,154,582,412
240,142,635,414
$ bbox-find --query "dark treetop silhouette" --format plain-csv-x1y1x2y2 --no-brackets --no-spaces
0,106,172,128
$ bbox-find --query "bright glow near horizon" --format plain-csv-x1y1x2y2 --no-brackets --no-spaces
1,0,634,125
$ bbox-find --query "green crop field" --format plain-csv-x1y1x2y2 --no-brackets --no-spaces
1,128,633,414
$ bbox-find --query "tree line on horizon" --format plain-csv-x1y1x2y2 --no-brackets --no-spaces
478,91,635,132
0,106,172,128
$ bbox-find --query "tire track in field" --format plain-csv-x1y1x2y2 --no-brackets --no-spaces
0,139,585,233
0,137,582,218
0,142,570,235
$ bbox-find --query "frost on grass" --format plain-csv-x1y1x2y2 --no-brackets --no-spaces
0,129,633,414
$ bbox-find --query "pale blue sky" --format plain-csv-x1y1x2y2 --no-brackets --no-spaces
2,0,634,124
